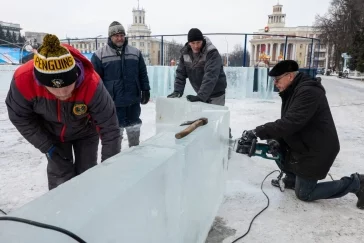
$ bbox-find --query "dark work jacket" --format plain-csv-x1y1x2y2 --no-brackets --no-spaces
91,38,150,107
255,73,340,180
174,37,227,102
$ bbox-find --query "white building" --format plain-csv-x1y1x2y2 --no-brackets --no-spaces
250,3,329,68
0,21,22,39
24,31,48,46
61,4,180,65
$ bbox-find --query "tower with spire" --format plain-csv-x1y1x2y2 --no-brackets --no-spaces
267,2,286,28
127,1,152,64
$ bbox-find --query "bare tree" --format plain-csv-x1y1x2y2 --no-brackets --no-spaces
315,0,364,70
228,44,250,67
166,39,184,64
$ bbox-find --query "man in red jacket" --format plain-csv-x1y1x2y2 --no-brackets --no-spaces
6,34,121,190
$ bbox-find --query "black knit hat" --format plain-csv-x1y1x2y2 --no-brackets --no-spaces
188,28,204,42
33,34,79,88
268,60,299,77
109,21,125,37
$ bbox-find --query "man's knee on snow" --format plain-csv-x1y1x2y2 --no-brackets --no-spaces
295,187,314,202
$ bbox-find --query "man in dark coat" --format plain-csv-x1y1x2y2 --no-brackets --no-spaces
167,28,227,106
91,21,150,147
243,60,364,209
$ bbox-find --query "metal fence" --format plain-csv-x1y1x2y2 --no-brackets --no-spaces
59,33,321,69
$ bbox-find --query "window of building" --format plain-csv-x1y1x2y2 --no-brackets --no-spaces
140,42,144,47
135,17,137,23
143,17,145,24
132,42,136,47
139,16,142,23
300,44,303,49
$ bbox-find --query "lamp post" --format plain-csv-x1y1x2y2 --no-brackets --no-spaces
224,37,229,67
95,35,102,51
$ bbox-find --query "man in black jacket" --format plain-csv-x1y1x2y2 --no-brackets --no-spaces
244,60,364,209
167,28,227,106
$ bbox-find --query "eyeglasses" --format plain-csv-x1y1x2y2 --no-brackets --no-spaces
273,73,290,82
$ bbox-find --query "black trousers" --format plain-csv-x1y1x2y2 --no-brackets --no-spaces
46,134,99,190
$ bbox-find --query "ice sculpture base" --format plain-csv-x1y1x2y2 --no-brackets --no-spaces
0,97,229,243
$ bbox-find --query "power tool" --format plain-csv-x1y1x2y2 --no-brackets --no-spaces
235,131,281,161
235,131,287,191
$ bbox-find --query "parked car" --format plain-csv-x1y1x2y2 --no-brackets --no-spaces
317,68,324,75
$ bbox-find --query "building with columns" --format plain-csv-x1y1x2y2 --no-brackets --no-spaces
250,3,328,68
61,4,177,66
0,21,22,39
127,7,153,65
127,5,177,65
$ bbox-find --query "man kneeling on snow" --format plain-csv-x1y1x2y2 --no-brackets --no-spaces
242,60,364,209
6,34,121,190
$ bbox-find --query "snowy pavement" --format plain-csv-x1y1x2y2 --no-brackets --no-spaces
1,74,364,242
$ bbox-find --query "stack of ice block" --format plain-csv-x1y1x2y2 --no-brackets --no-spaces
1,65,275,100
146,66,274,100
0,97,229,243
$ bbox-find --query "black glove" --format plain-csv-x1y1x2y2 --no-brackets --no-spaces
141,90,150,105
167,91,182,98
267,139,281,157
46,145,71,161
186,95,203,102
242,129,257,141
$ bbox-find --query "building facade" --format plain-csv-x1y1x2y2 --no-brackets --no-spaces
0,21,21,39
250,3,329,68
61,5,179,66
24,31,48,45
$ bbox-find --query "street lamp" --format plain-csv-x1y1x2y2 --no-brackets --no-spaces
95,35,102,51
223,37,229,67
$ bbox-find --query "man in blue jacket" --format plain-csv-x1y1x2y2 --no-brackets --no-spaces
91,21,150,147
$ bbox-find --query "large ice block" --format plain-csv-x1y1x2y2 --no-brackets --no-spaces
0,65,275,99
0,97,229,243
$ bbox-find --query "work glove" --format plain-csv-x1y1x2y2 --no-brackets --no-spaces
167,91,182,98
186,95,203,102
141,90,150,105
267,139,281,157
46,145,70,161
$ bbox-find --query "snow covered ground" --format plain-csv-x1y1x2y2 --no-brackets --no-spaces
1,73,364,242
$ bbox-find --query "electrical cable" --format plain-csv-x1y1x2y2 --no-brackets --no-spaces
0,216,87,243
231,170,280,243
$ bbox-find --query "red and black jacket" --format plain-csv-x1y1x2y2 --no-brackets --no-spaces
6,45,121,161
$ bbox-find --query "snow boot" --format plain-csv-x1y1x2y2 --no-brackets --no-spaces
356,174,364,209
271,172,296,191
126,124,141,147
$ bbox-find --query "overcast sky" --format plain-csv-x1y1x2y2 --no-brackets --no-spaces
5,0,332,52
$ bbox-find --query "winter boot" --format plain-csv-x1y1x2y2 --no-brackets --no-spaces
271,172,296,191
356,174,364,209
125,124,141,147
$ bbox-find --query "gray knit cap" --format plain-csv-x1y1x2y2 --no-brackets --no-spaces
108,21,125,37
